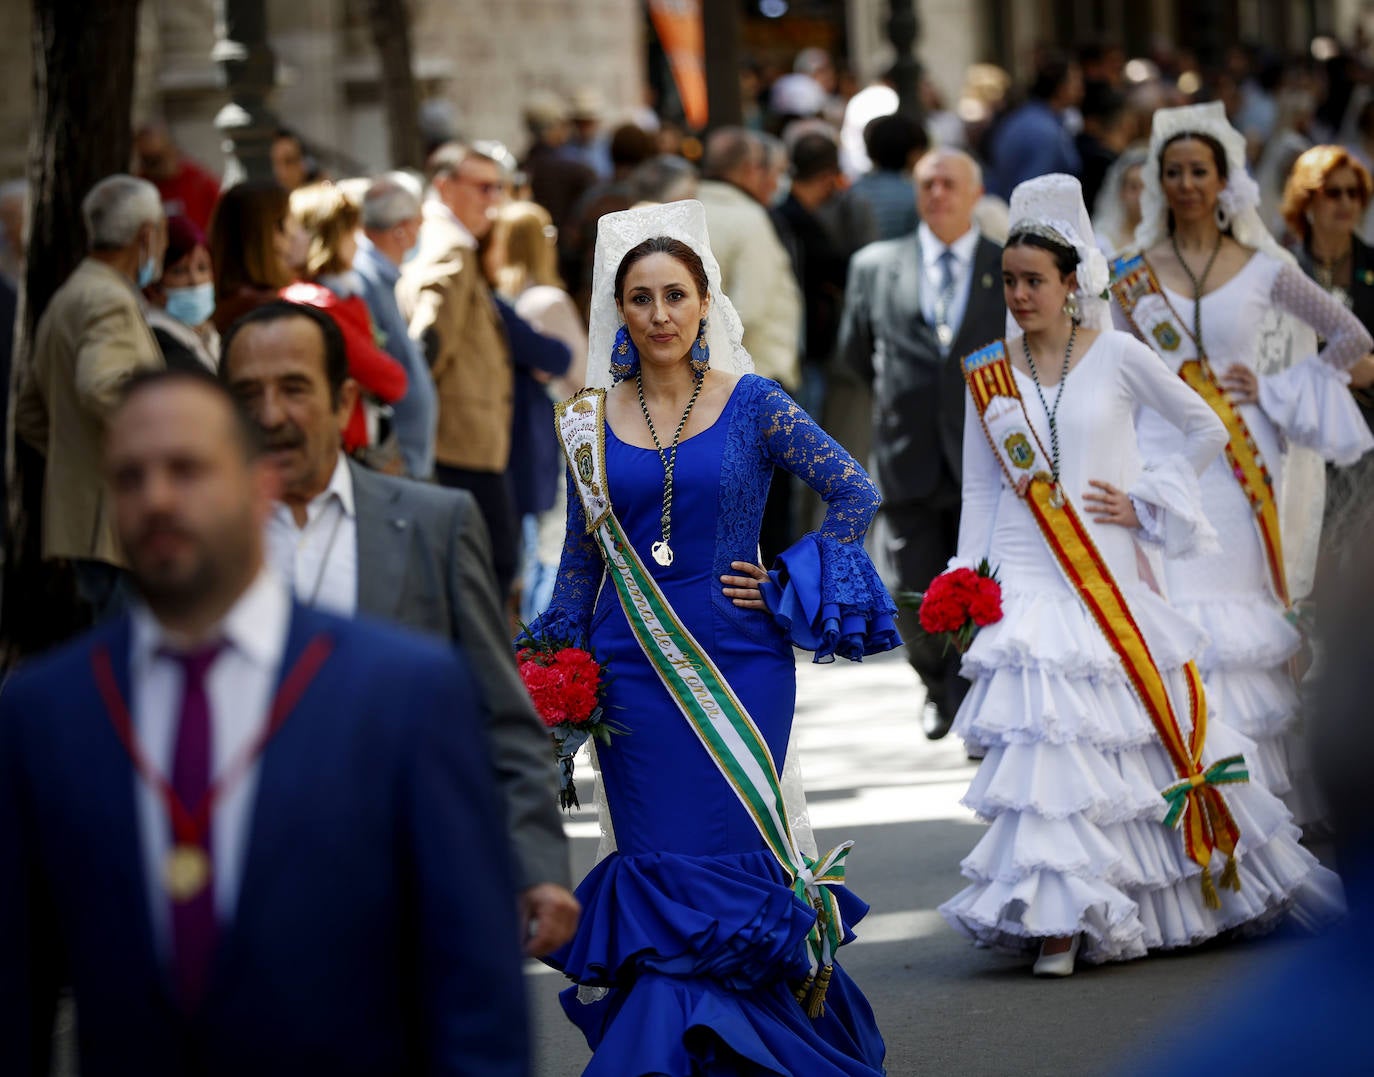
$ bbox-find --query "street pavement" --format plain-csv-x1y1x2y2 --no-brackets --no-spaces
527,649,1323,1077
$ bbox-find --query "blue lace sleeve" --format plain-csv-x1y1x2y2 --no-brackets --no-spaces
752,380,900,661
520,467,603,645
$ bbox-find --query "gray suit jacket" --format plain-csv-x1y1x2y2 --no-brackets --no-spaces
838,232,1005,503
349,460,570,891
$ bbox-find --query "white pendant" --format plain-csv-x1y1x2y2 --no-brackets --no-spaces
652,540,674,567
936,323,954,348
1049,483,1065,509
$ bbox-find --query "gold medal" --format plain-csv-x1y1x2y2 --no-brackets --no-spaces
164,844,211,902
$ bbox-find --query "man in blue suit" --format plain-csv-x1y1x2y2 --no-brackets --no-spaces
0,370,529,1075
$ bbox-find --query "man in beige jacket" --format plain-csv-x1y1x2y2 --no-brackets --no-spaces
396,143,520,597
694,128,802,393
16,174,165,617
696,128,803,558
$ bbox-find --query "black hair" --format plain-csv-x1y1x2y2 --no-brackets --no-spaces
615,237,709,304
1004,230,1080,278
1159,132,1231,235
219,300,350,407
863,113,928,172
1030,53,1076,102
1080,81,1125,125
1160,131,1230,181
118,367,263,460
790,132,840,183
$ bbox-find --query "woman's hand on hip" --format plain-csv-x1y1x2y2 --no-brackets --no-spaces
1082,480,1141,529
1348,354,1374,390
721,561,769,610
1219,362,1259,404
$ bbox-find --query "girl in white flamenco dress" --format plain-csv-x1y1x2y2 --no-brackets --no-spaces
1117,103,1374,826
938,173,1344,977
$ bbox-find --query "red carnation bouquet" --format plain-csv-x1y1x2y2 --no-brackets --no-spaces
516,632,623,811
899,559,1003,654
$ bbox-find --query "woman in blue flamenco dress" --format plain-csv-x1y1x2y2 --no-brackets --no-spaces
524,200,898,1076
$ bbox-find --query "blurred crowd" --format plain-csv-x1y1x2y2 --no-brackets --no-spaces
11,31,1374,627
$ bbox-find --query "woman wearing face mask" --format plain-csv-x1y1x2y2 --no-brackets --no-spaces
142,214,219,373
1111,103,1374,828
941,173,1341,978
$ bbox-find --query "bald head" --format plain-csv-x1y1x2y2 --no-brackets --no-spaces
915,149,983,245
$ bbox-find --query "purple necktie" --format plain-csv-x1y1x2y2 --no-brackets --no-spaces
164,641,225,1010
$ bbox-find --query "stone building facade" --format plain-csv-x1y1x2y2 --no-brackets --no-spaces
0,0,646,185
1,0,1370,189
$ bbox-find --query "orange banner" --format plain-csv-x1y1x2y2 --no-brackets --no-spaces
649,0,708,130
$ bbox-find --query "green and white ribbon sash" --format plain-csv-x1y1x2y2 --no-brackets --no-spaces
554,389,851,1005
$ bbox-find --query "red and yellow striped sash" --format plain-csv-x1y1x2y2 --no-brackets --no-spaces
1110,253,1289,608
964,341,1246,902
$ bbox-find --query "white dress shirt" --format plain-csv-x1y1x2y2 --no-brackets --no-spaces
265,454,358,616
129,567,290,953
918,222,981,341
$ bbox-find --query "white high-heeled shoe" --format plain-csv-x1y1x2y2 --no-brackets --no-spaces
1032,935,1080,977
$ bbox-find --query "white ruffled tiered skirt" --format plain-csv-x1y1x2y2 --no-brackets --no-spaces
1164,451,1321,827
939,583,1343,965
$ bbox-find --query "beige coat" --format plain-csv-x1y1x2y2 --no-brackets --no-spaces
695,180,802,390
397,206,511,474
15,258,164,565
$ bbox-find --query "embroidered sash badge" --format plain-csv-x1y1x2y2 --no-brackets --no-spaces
575,443,596,488
1004,431,1035,470
1151,321,1181,351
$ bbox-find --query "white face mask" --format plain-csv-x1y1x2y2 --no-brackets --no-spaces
136,237,162,289
163,281,216,327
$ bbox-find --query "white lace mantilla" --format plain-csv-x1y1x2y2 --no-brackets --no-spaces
1006,173,1113,332
585,199,754,389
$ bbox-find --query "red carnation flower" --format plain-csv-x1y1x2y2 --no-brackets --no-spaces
967,576,1003,627
919,588,967,635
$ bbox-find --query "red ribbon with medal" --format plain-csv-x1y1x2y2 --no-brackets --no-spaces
91,635,333,903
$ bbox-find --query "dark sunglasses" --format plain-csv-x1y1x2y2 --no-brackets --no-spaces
1320,185,1364,202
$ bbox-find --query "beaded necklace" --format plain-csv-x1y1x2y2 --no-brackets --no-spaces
636,372,705,567
1169,228,1223,357
1021,321,1077,507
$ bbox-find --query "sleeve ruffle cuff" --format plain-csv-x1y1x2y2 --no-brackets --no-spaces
1127,454,1221,559
1258,356,1374,466
759,532,901,663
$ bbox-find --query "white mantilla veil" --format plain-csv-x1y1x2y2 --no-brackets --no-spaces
1135,100,1286,263
579,200,816,866
1005,173,1114,335
1135,102,1324,599
586,199,754,389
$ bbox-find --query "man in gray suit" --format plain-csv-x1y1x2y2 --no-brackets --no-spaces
219,300,578,954
838,149,1006,740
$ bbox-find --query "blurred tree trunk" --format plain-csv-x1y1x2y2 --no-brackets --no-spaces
366,0,424,169
2,0,141,661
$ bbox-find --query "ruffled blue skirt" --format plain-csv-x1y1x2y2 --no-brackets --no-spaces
547,849,887,1076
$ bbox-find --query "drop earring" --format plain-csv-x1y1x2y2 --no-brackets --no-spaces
689,317,710,378
611,323,640,383
1063,292,1081,324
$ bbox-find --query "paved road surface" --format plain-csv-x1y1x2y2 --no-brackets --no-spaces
527,650,1321,1077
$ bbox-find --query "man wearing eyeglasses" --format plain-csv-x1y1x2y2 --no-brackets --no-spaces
398,142,521,598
